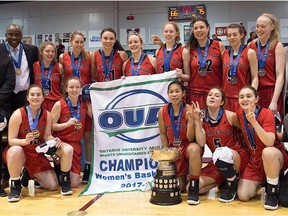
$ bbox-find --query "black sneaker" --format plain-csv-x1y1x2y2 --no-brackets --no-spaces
82,164,91,184
0,185,7,197
187,179,200,205
34,180,43,189
60,175,73,196
219,179,237,203
20,167,30,188
264,183,279,210
8,180,22,202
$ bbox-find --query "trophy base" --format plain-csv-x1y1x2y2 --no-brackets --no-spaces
149,188,182,205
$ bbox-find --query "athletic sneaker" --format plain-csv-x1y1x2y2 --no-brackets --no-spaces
20,167,30,187
0,185,7,197
187,179,200,205
34,180,43,189
60,175,73,196
8,180,22,202
219,179,237,203
264,183,279,210
264,194,278,210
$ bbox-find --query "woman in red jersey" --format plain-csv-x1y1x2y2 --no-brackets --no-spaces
51,77,92,189
4,85,73,202
185,17,225,109
33,41,64,111
158,80,205,205
248,13,285,117
222,23,258,112
236,86,288,210
195,87,249,203
122,33,156,76
152,21,190,82
92,28,128,82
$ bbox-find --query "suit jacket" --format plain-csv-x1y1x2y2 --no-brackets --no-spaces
0,42,39,84
0,53,16,119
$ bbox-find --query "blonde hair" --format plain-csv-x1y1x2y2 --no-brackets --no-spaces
70,30,88,60
127,32,143,45
259,13,280,49
39,41,57,62
163,21,181,43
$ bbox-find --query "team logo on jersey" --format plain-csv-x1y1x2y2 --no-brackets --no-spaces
98,89,167,143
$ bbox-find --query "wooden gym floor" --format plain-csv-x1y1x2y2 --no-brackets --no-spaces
1,181,288,216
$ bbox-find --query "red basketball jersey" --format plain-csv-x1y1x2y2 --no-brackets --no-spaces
94,49,124,82
123,55,155,76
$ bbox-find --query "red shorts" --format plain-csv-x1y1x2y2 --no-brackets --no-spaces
84,116,92,133
189,93,208,110
42,99,57,112
201,148,249,184
258,87,283,118
240,150,288,183
225,97,240,113
3,147,53,177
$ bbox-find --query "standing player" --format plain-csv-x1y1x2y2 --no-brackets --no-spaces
186,17,225,109
123,33,156,76
222,23,258,112
152,21,190,82
236,86,288,210
34,41,64,111
91,28,128,82
4,85,73,202
59,31,92,183
158,80,205,205
248,13,285,117
51,77,92,188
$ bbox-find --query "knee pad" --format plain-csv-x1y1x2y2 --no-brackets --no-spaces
212,147,236,179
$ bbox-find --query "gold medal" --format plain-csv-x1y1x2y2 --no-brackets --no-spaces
15,68,22,75
75,121,82,130
32,130,40,138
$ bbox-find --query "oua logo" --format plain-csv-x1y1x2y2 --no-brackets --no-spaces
98,89,168,143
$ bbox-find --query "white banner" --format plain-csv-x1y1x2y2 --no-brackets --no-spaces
81,71,177,195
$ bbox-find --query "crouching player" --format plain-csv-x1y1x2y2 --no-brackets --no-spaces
4,85,73,202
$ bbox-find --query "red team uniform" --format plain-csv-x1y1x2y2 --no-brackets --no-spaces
222,46,251,112
4,107,52,177
162,103,199,176
62,52,92,132
201,110,249,183
94,49,124,81
237,107,288,182
188,40,222,109
123,55,155,76
156,44,184,73
52,99,88,174
249,41,283,116
33,61,62,111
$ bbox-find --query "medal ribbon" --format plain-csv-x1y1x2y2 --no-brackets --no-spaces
40,61,53,89
257,39,270,70
197,39,210,70
5,42,23,69
131,54,145,76
163,43,177,72
101,49,114,79
229,45,243,78
243,106,260,150
66,98,80,121
169,102,184,141
204,107,223,123
70,52,82,77
26,105,41,131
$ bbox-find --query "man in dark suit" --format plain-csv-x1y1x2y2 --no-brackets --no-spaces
0,24,38,111
0,24,38,193
0,53,16,196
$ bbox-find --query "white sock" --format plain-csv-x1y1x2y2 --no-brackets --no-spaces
10,177,20,181
85,161,91,165
267,176,279,186
227,175,236,181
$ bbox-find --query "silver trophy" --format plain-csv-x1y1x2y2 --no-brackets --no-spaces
149,147,182,205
